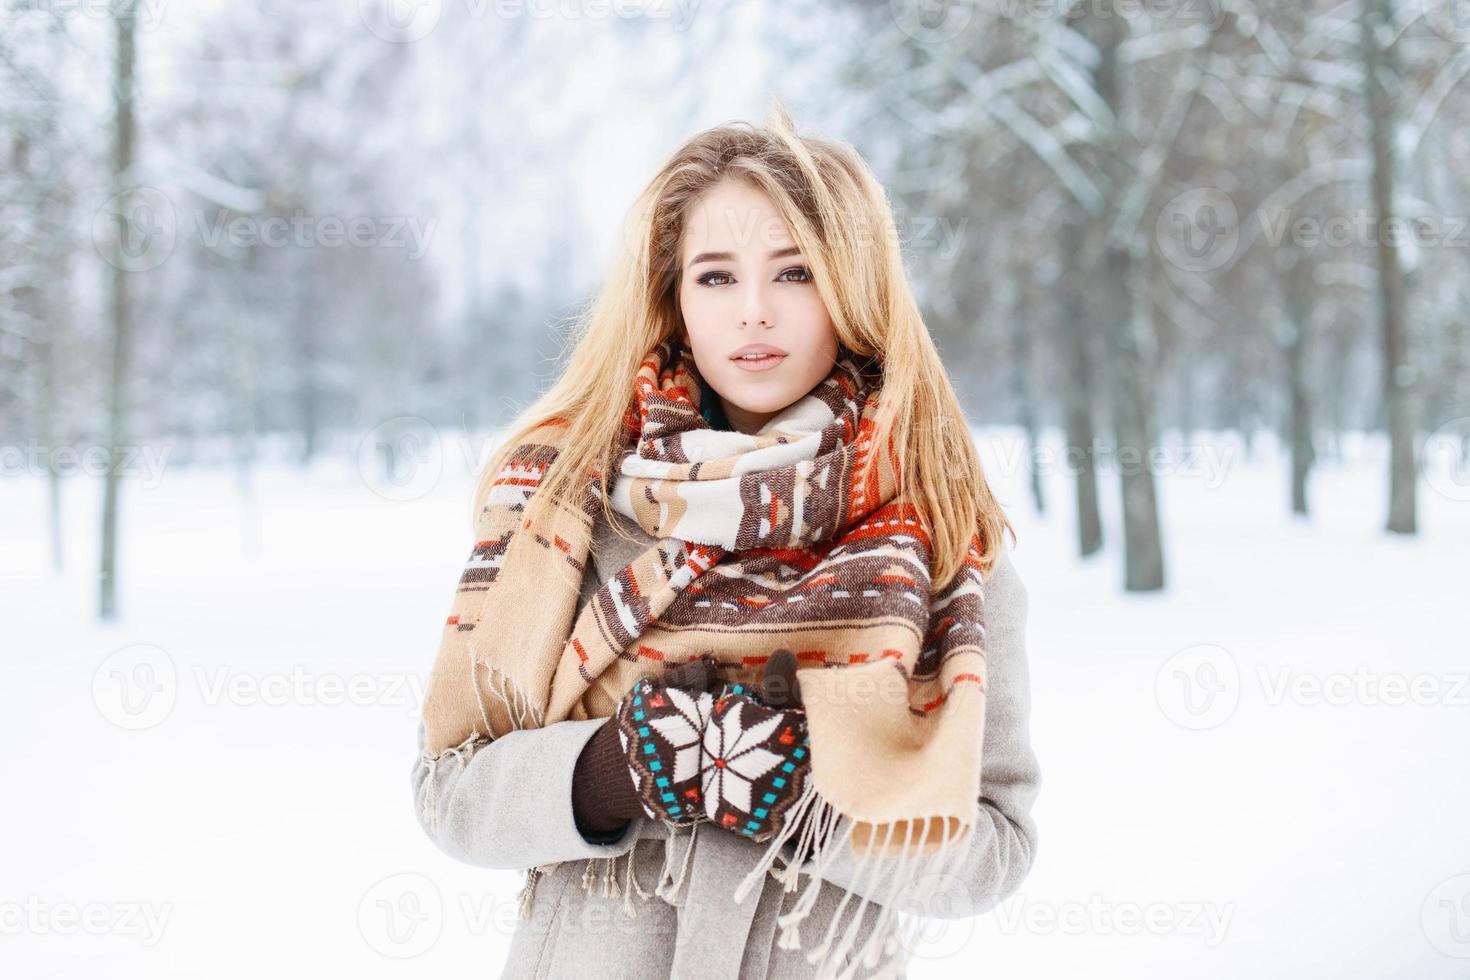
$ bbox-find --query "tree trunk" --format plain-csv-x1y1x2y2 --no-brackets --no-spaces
1359,0,1416,533
1101,238,1166,590
99,0,137,621
1283,248,1315,515
294,281,320,465
1059,208,1102,557
1092,10,1165,591
1005,255,1045,515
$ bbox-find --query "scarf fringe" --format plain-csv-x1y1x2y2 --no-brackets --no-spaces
734,780,975,980
418,663,544,838
431,732,971,979
475,657,544,734
654,821,700,902
513,805,970,980
415,730,490,836
517,821,701,923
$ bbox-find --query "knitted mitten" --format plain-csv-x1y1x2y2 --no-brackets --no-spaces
700,674,812,843
572,654,718,836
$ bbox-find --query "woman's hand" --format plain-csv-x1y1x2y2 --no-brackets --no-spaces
700,649,813,843
572,654,721,836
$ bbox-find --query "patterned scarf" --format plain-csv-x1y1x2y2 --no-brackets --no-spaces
420,339,990,974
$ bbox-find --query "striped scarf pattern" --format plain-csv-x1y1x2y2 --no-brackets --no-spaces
420,339,991,976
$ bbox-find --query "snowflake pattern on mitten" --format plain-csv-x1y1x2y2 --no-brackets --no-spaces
615,675,716,823
701,682,811,841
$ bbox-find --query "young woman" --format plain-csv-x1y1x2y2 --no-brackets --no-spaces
411,104,1040,980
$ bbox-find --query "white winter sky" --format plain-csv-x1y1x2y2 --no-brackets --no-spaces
116,0,781,324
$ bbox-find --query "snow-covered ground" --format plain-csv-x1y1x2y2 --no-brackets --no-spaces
2,424,1467,978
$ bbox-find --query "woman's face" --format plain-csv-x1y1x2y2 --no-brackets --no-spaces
677,177,839,435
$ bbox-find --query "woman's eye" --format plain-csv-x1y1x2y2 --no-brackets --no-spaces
777,266,813,283
696,271,733,286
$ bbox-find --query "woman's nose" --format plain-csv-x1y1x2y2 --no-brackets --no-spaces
740,283,774,327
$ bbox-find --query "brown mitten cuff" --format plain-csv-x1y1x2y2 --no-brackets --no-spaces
572,718,641,838
571,654,722,838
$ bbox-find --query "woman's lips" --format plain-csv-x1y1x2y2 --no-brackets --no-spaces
730,353,786,372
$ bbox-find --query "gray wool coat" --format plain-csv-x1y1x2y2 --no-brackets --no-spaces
411,508,1041,980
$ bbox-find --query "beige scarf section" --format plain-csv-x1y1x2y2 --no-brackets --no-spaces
417,342,990,977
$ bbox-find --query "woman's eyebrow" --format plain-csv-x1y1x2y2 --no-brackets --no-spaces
687,245,802,266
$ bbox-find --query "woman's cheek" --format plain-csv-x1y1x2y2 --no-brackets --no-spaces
784,291,832,339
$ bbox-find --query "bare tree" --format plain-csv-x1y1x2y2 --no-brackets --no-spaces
1357,0,1415,533
99,0,138,621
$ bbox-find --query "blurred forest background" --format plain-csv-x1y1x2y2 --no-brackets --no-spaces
6,4,1470,978
4,0,1470,614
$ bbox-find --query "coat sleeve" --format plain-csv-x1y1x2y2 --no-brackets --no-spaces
411,716,651,870
412,513,653,869
779,546,1041,919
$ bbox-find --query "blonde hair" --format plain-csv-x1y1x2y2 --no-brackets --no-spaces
470,100,1014,588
